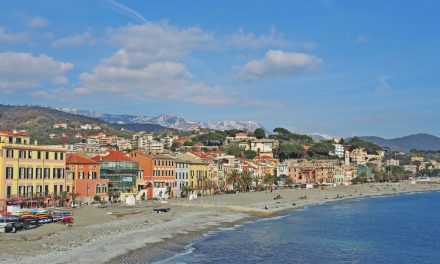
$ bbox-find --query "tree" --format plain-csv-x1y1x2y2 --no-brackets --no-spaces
226,170,241,190
278,142,305,160
254,128,266,139
348,137,383,154
308,141,335,157
273,127,314,144
240,172,253,192
284,177,294,187
224,129,242,137
222,143,243,157
263,174,276,187
243,149,257,160
352,172,368,184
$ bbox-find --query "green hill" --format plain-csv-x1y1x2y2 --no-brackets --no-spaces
0,104,133,145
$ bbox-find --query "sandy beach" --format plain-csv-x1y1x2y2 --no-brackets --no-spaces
1,182,439,264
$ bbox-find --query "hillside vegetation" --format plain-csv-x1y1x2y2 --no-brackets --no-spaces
0,105,133,144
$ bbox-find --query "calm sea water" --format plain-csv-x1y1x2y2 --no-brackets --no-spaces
155,191,440,264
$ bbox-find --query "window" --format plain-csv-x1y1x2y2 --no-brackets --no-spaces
67,186,70,193
6,149,14,158
16,137,22,144
27,168,33,179
36,185,42,193
36,168,42,179
102,184,107,193
19,167,25,179
96,184,101,194
53,168,57,179
44,185,49,195
54,152,58,160
6,186,12,198
60,153,64,160
79,172,84,179
54,185,57,194
8,137,12,144
44,168,50,179
37,151,41,159
60,185,63,194
28,151,32,159
45,152,49,159
6,167,13,179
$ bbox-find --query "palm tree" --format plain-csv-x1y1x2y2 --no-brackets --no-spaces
263,174,275,188
284,177,294,187
240,172,253,192
226,170,241,191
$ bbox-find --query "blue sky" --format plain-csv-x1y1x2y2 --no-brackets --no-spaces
0,0,439,138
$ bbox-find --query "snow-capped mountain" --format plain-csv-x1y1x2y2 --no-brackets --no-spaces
54,108,264,132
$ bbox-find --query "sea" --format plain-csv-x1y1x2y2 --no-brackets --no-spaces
153,191,440,264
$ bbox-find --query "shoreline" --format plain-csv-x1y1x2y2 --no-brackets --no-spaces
111,184,440,263
1,182,439,264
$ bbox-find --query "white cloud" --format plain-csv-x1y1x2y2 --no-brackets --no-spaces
226,27,287,48
233,50,322,80
105,22,214,66
61,22,232,105
28,16,50,29
0,52,73,91
0,26,28,42
105,0,147,23
356,34,370,43
52,31,96,47
76,61,233,105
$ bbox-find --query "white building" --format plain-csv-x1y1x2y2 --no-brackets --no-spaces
333,144,345,158
175,158,190,197
144,140,164,153
277,161,290,177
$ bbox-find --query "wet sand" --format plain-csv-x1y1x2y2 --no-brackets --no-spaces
1,182,439,264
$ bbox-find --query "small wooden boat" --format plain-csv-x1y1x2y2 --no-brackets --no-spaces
61,216,74,223
38,217,53,224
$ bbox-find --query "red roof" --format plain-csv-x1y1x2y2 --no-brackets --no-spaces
101,151,132,162
0,130,28,136
91,155,103,162
66,154,99,164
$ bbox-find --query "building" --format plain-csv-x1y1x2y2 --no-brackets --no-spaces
276,161,290,177
144,140,164,153
175,157,190,197
0,130,70,209
128,151,175,198
385,159,400,167
66,154,109,202
177,153,209,194
95,151,139,196
53,123,68,129
288,160,337,185
333,144,344,158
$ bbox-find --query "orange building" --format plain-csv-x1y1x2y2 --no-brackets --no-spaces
129,151,175,198
66,154,109,202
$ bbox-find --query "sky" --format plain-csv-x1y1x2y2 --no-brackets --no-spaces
0,0,439,138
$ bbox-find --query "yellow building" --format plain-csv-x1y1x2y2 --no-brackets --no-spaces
0,130,71,209
189,161,209,193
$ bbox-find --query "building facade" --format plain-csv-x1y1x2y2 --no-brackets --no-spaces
66,154,109,202
0,130,70,209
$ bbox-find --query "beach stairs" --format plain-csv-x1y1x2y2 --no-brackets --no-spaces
135,189,148,201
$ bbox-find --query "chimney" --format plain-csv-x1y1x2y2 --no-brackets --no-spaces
34,140,38,145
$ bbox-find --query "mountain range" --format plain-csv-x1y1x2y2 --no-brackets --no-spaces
56,108,264,132
361,133,440,152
